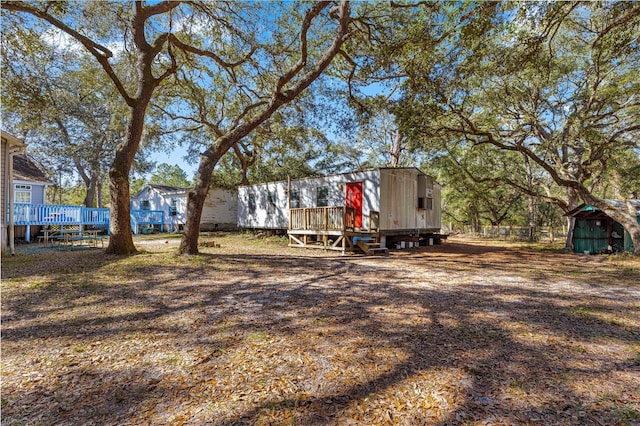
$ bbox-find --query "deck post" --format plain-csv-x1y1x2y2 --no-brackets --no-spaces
324,208,328,230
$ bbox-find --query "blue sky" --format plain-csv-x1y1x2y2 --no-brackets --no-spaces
149,146,199,181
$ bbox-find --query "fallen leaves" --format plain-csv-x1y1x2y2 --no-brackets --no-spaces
1,235,639,425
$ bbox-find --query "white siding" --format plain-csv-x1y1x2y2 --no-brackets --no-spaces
201,188,238,230
131,186,187,230
237,170,382,229
237,168,441,233
237,181,289,229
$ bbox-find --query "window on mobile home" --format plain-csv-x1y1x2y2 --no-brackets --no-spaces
170,198,178,216
290,189,300,208
317,187,329,207
248,193,256,214
267,190,277,214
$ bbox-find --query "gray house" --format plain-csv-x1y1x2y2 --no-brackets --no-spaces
11,153,51,242
12,154,50,205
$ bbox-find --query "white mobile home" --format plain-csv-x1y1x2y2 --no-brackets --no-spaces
131,184,188,232
131,184,238,233
238,168,442,251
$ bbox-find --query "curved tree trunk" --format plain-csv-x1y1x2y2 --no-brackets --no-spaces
564,189,581,249
179,150,221,255
627,221,640,254
598,203,640,255
177,1,352,255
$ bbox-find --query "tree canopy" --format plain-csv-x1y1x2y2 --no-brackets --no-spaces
149,163,191,188
3,1,639,252
385,2,640,249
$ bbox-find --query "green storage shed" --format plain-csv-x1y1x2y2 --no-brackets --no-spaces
567,200,640,254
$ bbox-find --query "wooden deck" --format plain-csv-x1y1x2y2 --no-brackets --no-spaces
287,206,381,253
12,203,110,243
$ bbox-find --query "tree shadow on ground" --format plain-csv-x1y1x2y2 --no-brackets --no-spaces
2,246,639,425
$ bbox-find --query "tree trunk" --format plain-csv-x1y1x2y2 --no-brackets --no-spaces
564,189,581,249
626,221,640,254
598,204,640,255
389,130,403,167
84,175,98,208
523,154,536,242
97,178,103,208
105,103,149,255
179,150,221,255
232,144,253,186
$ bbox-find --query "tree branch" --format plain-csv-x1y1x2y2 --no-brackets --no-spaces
1,1,135,105
592,4,640,47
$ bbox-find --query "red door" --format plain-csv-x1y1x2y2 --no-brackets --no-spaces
345,182,363,228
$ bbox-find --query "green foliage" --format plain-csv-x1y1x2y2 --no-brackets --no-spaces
149,163,191,188
1,10,162,207
387,2,640,228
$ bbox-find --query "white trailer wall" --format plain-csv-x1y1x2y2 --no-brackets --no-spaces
237,168,440,233
201,187,238,230
237,170,381,230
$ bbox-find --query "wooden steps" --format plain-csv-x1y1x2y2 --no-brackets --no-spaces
355,236,388,255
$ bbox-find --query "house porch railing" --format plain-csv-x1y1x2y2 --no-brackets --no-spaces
289,206,358,231
130,209,164,235
10,203,110,243
12,203,110,227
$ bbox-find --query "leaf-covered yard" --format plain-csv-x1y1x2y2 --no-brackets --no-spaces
2,235,639,425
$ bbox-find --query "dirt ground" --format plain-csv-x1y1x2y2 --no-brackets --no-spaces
1,235,639,425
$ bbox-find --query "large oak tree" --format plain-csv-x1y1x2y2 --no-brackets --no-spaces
2,1,357,255
393,2,640,251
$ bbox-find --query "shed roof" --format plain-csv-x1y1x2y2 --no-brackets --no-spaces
566,199,640,219
149,184,190,194
13,154,51,184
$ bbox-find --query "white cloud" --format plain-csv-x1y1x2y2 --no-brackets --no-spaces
41,27,125,59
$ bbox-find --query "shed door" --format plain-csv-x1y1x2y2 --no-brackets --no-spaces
346,182,363,228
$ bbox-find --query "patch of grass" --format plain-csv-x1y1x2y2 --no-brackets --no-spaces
613,404,640,425
506,380,528,396
165,355,182,366
73,344,87,353
570,306,594,317
248,331,268,342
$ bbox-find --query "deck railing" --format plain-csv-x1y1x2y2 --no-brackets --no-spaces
289,206,356,231
130,209,164,234
12,203,110,227
83,208,111,225
369,210,380,232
